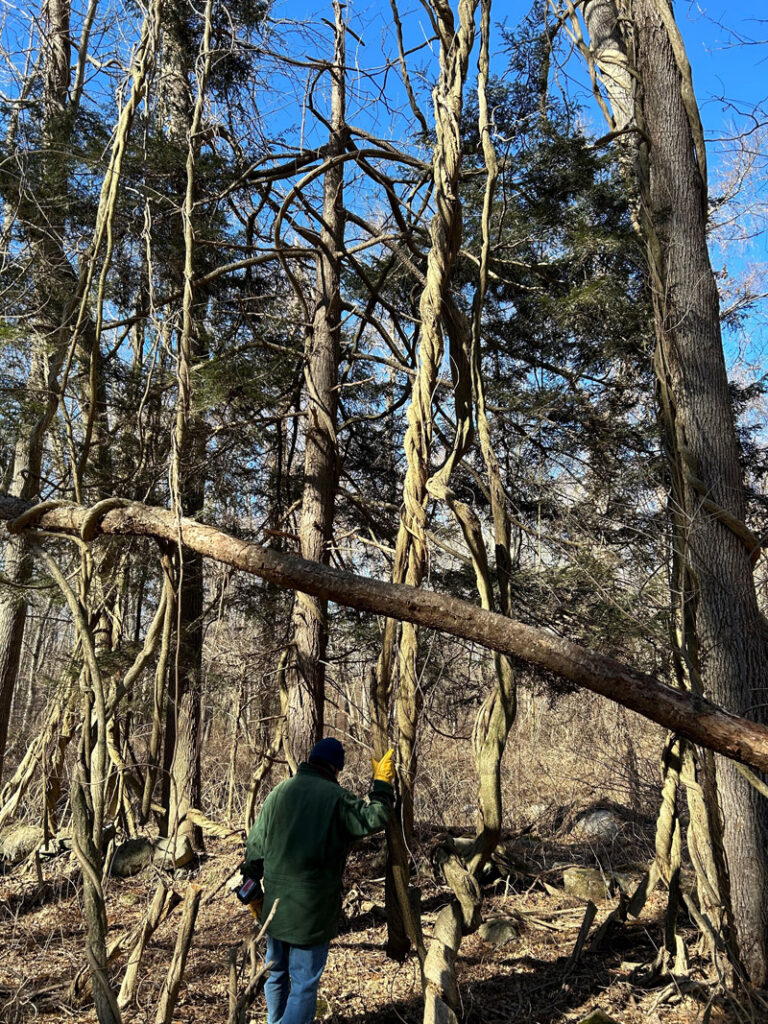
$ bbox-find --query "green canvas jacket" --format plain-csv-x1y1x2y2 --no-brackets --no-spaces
244,761,394,945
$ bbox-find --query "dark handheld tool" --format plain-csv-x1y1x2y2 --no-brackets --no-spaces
235,860,264,920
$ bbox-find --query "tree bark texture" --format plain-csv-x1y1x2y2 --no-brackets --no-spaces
373,0,480,961
0,556,28,783
159,0,210,845
582,0,768,984
465,0,517,870
635,0,768,984
7,493,768,774
0,0,76,783
390,0,478,839
283,0,346,765
71,771,122,1024
154,885,202,1024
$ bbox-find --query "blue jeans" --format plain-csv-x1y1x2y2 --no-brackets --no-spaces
265,936,330,1024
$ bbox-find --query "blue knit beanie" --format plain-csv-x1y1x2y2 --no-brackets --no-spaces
309,737,345,770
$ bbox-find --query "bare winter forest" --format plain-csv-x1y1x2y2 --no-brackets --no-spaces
2,0,768,1022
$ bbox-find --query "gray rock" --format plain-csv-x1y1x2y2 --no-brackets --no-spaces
154,834,194,869
0,823,44,864
478,916,521,947
611,871,636,894
570,809,623,840
111,837,154,877
562,866,610,901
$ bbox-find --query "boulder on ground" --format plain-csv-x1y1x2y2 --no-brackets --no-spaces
0,823,44,864
478,915,522,947
569,809,624,841
111,837,154,877
563,866,610,901
154,834,194,868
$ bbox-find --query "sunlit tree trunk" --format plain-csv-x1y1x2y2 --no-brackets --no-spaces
158,0,209,846
581,0,768,984
283,0,346,765
373,0,480,963
0,0,74,783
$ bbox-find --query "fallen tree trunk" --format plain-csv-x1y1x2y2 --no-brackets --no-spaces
4,492,768,772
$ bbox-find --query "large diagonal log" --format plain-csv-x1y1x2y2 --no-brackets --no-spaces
4,491,768,772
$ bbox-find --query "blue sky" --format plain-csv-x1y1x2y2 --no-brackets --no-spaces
680,2,767,123
676,2,768,367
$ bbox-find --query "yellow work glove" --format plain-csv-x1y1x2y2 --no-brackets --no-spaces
248,897,264,921
372,748,396,786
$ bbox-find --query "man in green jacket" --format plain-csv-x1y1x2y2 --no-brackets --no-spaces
244,737,395,1024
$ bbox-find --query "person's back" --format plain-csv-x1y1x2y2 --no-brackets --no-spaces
252,759,384,945
263,768,341,871
244,739,395,1024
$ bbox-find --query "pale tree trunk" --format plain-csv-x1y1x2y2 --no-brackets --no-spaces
283,0,346,765
72,770,122,1024
466,0,517,868
580,0,768,985
142,561,175,822
159,0,211,847
373,0,480,964
420,9,517,1016
36,542,121,1024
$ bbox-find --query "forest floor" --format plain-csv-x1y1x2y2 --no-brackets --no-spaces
0,827,753,1024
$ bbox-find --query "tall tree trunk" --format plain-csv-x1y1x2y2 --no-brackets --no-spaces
36,541,121,1024
374,0,480,962
159,0,210,846
465,0,517,869
0,0,74,783
581,0,768,984
142,561,175,823
282,0,346,765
